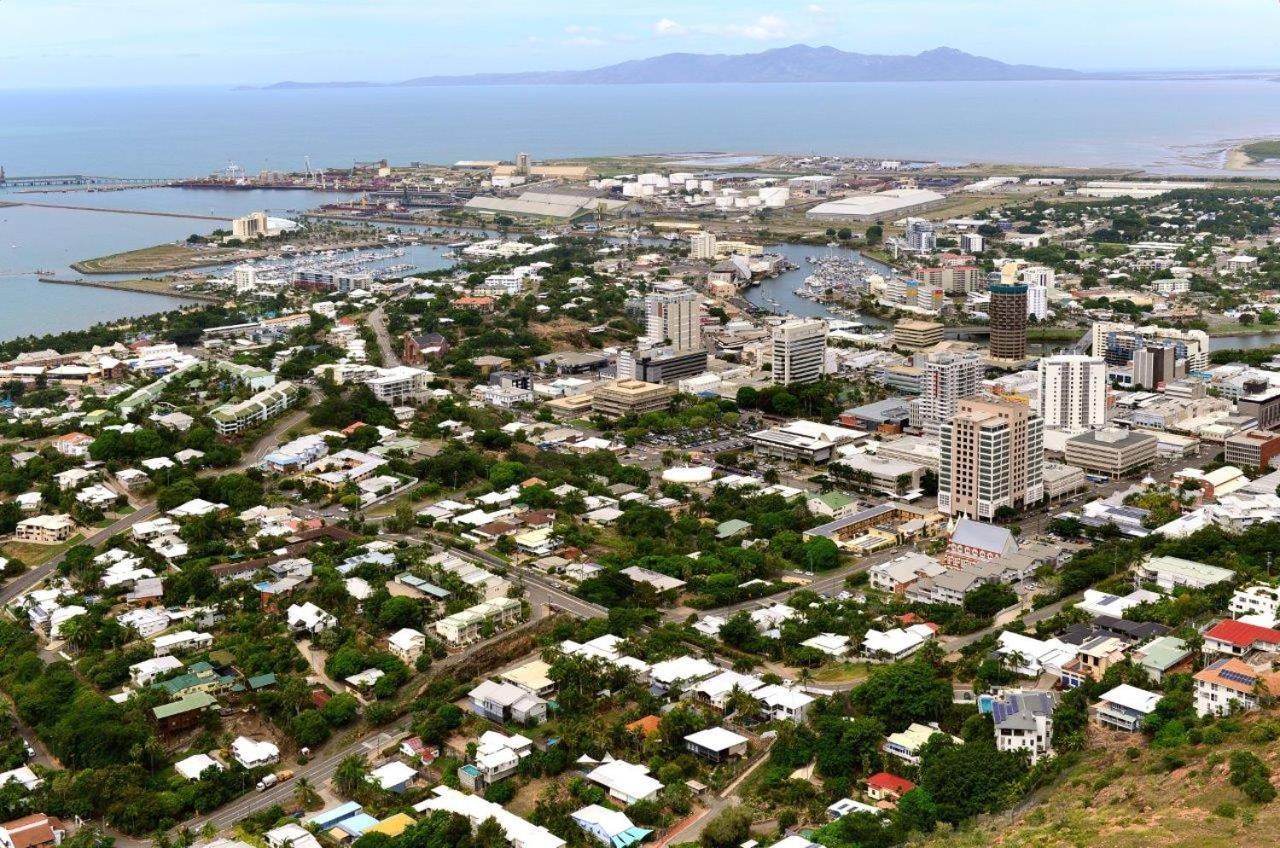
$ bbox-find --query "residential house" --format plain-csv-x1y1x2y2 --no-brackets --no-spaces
1096,684,1162,732
883,723,962,765
586,760,663,805
991,691,1058,764
1193,657,1280,717
231,736,280,769
469,680,548,725
387,628,426,664
684,727,749,763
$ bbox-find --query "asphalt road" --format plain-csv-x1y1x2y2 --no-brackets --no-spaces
367,301,402,368
0,503,160,606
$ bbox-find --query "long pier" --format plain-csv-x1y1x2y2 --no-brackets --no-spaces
12,201,228,222
37,276,221,303
0,174,170,188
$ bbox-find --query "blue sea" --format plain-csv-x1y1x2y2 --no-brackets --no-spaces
3,78,1280,342
2,78,1280,177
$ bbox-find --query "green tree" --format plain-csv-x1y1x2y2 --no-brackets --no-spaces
853,661,952,731
918,740,1027,824
334,754,369,798
963,583,1018,617
804,536,840,572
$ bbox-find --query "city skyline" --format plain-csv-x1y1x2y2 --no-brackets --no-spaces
2,0,1280,89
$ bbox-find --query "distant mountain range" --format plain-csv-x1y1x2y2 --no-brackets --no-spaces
255,45,1084,90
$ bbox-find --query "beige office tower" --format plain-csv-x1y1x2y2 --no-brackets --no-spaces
939,394,1044,519
645,281,702,351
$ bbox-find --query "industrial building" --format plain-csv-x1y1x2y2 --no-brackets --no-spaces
805,189,946,222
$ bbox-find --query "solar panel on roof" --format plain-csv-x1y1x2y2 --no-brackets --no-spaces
1220,668,1256,686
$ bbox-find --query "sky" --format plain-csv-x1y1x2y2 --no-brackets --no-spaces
3,0,1280,88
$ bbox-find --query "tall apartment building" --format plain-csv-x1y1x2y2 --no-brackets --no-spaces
1026,284,1049,321
1133,345,1176,390
960,233,985,254
939,395,1045,519
645,282,702,351
771,319,827,385
690,232,718,261
905,219,937,253
919,350,983,437
989,283,1029,361
917,266,981,295
1037,355,1107,433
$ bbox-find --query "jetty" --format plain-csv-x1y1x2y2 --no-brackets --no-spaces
12,201,228,222
37,276,221,303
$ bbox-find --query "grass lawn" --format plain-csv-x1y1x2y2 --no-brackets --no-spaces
3,534,84,567
810,662,870,684
73,243,249,274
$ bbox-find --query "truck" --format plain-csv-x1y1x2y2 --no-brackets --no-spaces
256,770,293,791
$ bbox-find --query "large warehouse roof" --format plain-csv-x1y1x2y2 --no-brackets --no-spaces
465,187,630,220
806,188,945,221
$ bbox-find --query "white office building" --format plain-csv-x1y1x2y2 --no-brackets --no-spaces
1037,355,1107,433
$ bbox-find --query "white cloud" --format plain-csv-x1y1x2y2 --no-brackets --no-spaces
806,4,826,13
721,15,790,40
653,18,689,37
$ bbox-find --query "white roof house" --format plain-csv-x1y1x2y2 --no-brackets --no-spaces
231,736,280,769
571,805,644,848
994,631,1076,677
175,752,225,781
684,727,750,759
0,766,42,792
1099,684,1162,714
286,602,336,634
862,624,936,660
388,627,426,660
168,498,229,518
265,824,323,848
800,633,851,657
649,656,718,688
129,654,184,686
367,760,418,792
586,760,664,805
415,786,566,848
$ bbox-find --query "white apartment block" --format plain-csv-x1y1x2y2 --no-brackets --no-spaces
645,282,702,351
209,381,299,436
771,319,827,385
919,351,982,437
1037,355,1106,433
690,232,718,261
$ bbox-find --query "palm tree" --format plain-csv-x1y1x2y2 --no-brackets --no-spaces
333,754,368,799
58,615,87,651
294,777,321,810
